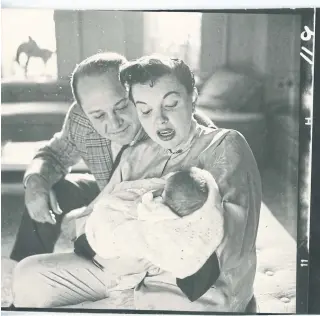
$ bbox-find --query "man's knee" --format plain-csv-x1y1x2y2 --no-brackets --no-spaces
12,255,57,308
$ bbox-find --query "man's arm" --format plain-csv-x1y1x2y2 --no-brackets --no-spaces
23,103,88,224
23,103,83,188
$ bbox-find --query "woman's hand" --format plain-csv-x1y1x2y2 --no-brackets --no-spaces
137,192,179,221
60,206,88,241
139,169,224,279
112,178,166,195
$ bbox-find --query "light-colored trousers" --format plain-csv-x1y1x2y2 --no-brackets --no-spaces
12,252,138,309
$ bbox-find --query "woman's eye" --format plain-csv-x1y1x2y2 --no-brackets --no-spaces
165,101,178,108
138,104,152,115
141,109,152,115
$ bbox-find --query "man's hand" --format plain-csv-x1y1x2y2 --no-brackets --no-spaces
25,175,62,224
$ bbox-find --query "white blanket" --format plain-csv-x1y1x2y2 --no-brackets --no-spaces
86,169,225,279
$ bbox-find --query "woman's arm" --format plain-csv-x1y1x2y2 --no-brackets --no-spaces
136,169,224,279
177,129,262,301
87,130,261,288
85,168,224,279
84,178,167,259
200,130,262,269
86,150,224,278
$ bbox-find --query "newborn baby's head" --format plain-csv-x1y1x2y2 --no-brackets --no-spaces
162,168,209,217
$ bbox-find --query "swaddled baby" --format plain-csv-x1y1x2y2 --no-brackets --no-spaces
82,167,219,293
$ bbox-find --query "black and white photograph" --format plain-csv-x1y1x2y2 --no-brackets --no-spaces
1,7,314,314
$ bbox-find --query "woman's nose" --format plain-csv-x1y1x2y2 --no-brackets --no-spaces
155,109,168,125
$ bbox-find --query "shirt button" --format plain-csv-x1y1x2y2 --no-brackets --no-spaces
280,297,291,303
265,270,274,276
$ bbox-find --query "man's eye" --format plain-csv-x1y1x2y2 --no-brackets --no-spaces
94,113,105,119
115,100,129,111
116,104,128,111
165,101,178,108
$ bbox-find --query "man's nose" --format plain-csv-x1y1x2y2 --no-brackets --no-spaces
105,113,123,131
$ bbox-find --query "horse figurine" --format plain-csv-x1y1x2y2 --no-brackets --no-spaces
15,36,55,77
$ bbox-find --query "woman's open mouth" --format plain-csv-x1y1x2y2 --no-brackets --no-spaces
157,129,176,141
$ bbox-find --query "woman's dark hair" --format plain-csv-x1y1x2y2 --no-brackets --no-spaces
119,55,195,102
71,52,127,105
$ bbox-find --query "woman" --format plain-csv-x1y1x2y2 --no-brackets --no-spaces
12,56,261,312
86,55,262,312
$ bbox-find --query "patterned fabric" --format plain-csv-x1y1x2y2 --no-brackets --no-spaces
23,102,214,191
23,103,147,191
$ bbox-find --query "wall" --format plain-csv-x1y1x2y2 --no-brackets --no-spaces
199,12,301,193
54,11,144,78
200,13,301,109
54,11,301,109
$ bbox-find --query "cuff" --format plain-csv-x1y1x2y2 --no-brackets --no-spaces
23,157,65,188
176,251,220,302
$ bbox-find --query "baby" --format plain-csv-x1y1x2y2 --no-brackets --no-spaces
77,167,213,291
161,168,209,217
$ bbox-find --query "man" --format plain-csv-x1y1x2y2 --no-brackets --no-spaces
10,52,214,262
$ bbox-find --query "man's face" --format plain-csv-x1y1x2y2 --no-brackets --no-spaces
77,71,141,145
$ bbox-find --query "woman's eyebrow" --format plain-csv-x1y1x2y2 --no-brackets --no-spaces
135,91,180,105
135,101,147,105
163,91,180,99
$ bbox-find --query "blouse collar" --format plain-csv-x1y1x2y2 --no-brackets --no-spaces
166,119,200,156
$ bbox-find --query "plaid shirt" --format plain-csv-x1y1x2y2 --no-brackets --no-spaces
24,102,214,191
24,102,146,190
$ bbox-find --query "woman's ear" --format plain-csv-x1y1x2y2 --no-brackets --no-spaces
191,87,198,112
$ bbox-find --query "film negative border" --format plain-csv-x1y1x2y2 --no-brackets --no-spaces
296,7,315,315
0,7,316,315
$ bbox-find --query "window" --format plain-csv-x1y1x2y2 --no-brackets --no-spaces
143,12,202,74
1,9,57,81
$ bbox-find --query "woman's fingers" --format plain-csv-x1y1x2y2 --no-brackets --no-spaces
162,172,176,180
141,191,154,204
65,206,88,220
139,193,178,221
113,178,166,193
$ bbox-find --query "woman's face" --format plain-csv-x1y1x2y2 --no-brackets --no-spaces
131,74,194,151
